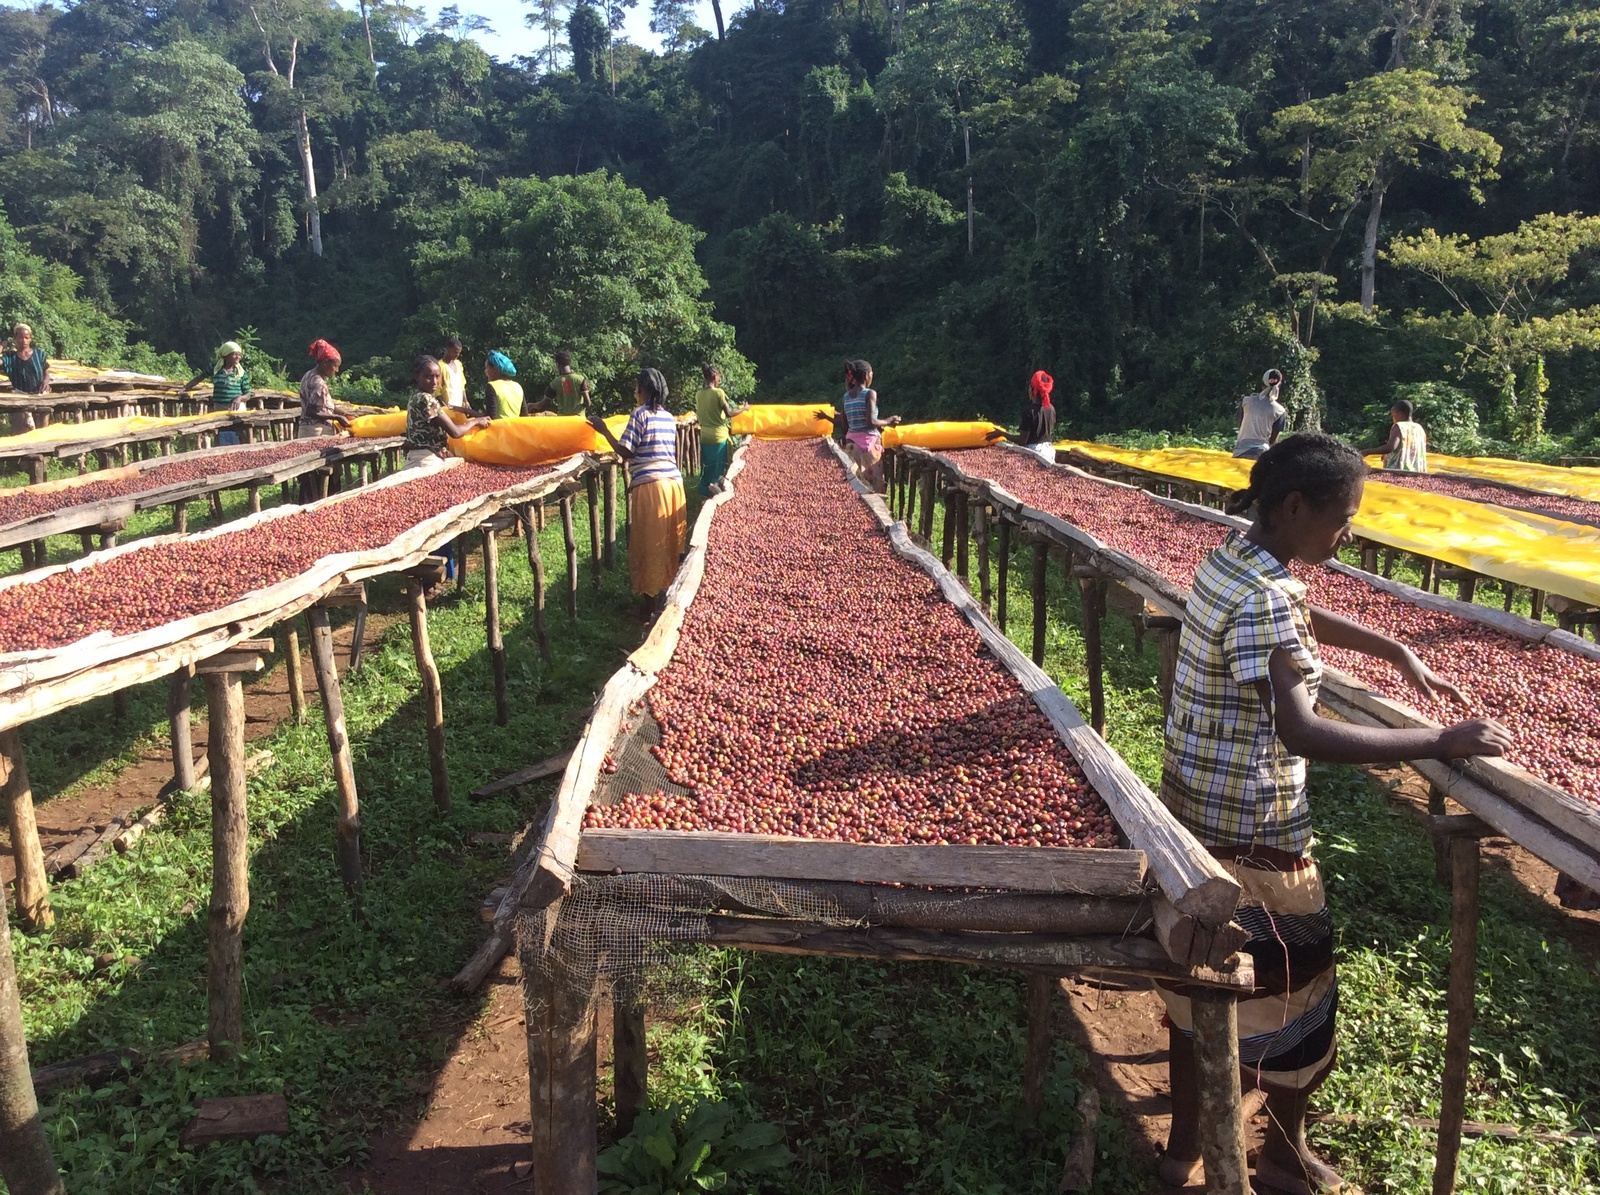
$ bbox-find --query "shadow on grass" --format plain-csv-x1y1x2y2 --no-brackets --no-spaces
12,495,644,1193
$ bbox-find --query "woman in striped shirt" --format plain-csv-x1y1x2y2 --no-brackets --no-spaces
589,368,687,614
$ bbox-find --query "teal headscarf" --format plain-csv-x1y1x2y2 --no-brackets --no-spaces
487,350,516,377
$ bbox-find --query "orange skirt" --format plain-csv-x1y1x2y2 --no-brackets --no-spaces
628,476,688,596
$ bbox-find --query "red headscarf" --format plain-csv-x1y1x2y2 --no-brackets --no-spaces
308,339,342,366
1030,370,1054,407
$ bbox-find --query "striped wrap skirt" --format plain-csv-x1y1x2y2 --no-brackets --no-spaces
1157,850,1337,1093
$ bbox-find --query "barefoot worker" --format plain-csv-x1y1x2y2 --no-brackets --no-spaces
1156,432,1511,1193
588,367,687,618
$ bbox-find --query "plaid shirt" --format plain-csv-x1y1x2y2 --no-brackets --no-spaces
1161,532,1320,854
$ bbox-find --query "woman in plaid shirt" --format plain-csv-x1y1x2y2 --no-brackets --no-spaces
1158,433,1511,1194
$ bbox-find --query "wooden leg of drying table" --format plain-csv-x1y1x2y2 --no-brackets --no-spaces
483,528,509,727
1432,830,1483,1195
561,497,578,620
1032,541,1048,667
1190,988,1249,1195
614,998,648,1137
406,581,450,813
996,519,1010,633
201,668,250,1061
523,505,552,664
307,609,363,898
1022,973,1053,1119
527,963,598,1193
0,729,52,932
168,665,196,792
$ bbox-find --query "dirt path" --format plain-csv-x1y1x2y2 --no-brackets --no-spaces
0,610,397,887
344,953,537,1194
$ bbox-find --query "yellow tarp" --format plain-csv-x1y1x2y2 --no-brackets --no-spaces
348,411,407,438
884,421,1005,450
1056,440,1600,607
449,414,630,466
1419,452,1600,504
730,404,837,440
0,413,208,448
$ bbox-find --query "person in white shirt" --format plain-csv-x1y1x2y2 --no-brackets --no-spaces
1233,368,1287,460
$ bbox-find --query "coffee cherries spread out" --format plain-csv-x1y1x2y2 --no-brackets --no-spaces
584,440,1118,848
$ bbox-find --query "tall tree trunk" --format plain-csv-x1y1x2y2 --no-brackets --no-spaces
1360,172,1388,313
962,110,973,256
296,108,323,258
710,0,725,40
357,0,377,79
0,889,65,1195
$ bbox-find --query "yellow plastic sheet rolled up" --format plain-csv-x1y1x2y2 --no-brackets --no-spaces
1057,440,1600,607
884,421,1005,450
449,414,629,466
347,411,407,438
730,404,836,440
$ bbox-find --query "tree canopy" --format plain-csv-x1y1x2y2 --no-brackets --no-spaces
0,0,1596,450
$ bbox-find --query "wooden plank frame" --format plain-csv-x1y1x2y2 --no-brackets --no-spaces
907,443,1600,881
0,453,597,731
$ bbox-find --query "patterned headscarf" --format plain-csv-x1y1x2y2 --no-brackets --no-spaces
308,339,342,366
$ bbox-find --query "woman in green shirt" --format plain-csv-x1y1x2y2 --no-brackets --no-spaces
695,364,747,497
184,340,253,446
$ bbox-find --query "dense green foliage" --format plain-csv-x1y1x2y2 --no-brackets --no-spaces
4,0,1600,438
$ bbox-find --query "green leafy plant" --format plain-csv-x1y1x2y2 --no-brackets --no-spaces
597,1099,791,1194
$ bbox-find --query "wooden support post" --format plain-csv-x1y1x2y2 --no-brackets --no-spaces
1077,573,1106,737
614,999,648,1137
954,490,970,581
1150,616,1182,719
1022,973,1053,1118
99,528,116,551
247,484,261,514
201,667,250,1062
26,541,43,570
1420,557,1436,593
280,480,290,506
0,730,52,932
1501,582,1515,614
561,496,578,620
535,500,546,532
527,966,598,1193
1359,539,1378,573
112,689,128,721
168,666,196,792
78,531,93,555
1531,589,1546,622
348,598,368,673
1458,572,1478,605
919,470,935,542
454,536,468,594
281,626,305,722
208,490,224,520
1190,989,1249,1195
996,518,1010,632
0,878,65,1195
585,472,602,589
940,490,957,566
306,609,363,896
522,505,552,664
904,465,917,528
602,462,618,569
1032,541,1048,666
406,581,450,813
1432,833,1482,1195
1429,783,1449,886
172,503,187,534
975,503,991,609
483,528,509,727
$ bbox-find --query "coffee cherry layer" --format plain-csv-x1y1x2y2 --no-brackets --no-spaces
584,439,1118,848
956,447,1600,806
0,462,550,652
1376,471,1600,529
0,441,334,527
